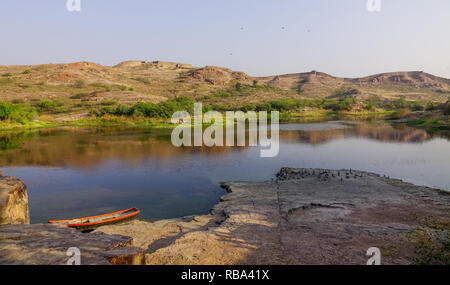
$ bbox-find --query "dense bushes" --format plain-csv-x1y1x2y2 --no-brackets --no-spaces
233,97,357,113
0,103,38,123
91,97,196,119
33,100,68,113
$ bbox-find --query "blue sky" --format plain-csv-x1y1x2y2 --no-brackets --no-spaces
1,0,449,78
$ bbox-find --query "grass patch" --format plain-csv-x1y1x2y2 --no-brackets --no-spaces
408,215,450,265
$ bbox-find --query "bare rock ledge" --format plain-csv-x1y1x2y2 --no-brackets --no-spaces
0,224,145,265
96,168,450,265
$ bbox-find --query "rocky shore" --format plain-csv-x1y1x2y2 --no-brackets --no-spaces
97,168,450,265
1,168,449,265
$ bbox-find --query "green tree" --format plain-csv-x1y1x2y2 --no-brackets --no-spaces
235,82,243,92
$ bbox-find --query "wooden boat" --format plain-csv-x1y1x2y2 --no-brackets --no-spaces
48,208,140,230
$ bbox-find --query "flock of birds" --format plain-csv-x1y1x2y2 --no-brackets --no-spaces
276,168,372,183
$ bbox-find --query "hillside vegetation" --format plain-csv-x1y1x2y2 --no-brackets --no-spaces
0,60,449,128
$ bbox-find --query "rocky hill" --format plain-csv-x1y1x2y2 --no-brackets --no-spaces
1,61,449,107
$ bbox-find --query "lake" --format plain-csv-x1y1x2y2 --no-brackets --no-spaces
1,120,449,223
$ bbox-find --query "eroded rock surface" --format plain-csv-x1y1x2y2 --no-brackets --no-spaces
97,168,450,265
0,224,143,265
0,176,30,225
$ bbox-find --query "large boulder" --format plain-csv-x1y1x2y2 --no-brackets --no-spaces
0,175,30,225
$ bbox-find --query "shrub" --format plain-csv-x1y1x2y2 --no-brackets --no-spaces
443,103,450,116
212,90,233,98
393,98,407,109
235,82,243,92
55,106,69,113
255,103,272,112
73,80,86,88
426,102,439,111
411,103,425,111
364,102,375,111
323,97,356,111
0,103,37,123
70,93,90,100
269,99,300,111
11,99,25,104
99,100,117,106
2,73,12,77
0,103,17,120
22,69,32,75
241,104,256,112
36,100,57,111
389,108,411,120
114,105,132,116
132,77,151,84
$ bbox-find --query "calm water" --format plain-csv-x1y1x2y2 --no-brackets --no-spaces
1,120,449,223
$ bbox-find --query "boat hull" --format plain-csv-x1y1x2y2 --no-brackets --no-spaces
48,208,140,230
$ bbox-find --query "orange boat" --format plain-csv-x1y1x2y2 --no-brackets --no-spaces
48,208,140,230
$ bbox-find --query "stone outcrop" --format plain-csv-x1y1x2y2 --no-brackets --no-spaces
97,168,450,265
0,176,30,225
0,224,145,265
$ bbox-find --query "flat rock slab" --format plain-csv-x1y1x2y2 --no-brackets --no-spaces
97,168,450,265
0,224,139,265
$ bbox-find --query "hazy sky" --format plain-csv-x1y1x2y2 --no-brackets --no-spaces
1,0,449,78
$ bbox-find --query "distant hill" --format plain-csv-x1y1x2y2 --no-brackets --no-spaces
1,61,449,106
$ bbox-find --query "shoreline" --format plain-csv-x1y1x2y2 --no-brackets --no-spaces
95,168,450,265
0,111,394,133
1,168,449,265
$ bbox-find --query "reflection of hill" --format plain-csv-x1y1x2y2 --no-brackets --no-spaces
0,128,244,168
0,122,437,167
280,122,432,145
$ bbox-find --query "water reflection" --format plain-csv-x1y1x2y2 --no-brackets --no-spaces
280,121,432,145
0,122,438,168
